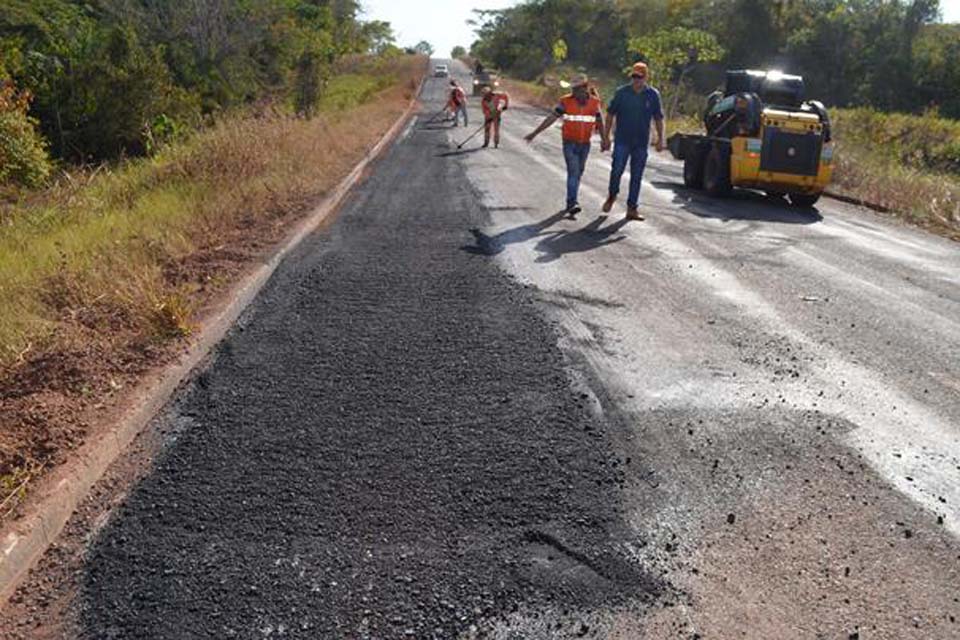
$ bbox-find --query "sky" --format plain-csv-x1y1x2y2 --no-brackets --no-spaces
944,0,960,22
361,0,518,59
363,0,960,59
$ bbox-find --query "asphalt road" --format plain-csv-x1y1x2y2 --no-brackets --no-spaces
59,60,960,638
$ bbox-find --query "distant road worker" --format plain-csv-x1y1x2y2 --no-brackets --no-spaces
524,74,609,216
603,62,665,221
481,86,510,148
448,80,468,127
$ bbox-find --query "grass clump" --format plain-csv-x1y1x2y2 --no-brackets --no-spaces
318,74,392,112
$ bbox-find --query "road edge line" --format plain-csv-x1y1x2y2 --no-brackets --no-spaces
0,73,427,606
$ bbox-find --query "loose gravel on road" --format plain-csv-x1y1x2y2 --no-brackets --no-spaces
75,86,662,639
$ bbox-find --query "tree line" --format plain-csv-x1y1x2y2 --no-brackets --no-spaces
0,0,398,180
470,0,959,118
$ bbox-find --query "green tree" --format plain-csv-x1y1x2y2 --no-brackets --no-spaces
552,38,568,64
0,0,392,163
629,26,724,118
74,26,194,158
913,23,960,117
471,0,627,78
361,20,396,55
451,45,467,59
782,0,941,111
293,51,323,117
470,0,948,116
413,40,434,56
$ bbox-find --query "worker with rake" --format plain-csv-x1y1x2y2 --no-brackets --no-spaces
524,74,609,217
480,85,510,148
448,80,468,127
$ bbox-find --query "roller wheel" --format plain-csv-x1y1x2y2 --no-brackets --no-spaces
683,149,705,189
789,193,821,208
703,145,732,197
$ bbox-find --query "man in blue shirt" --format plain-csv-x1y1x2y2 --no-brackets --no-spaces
603,62,665,220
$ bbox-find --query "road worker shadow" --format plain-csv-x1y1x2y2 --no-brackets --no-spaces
487,206,536,213
461,210,570,256
436,147,485,158
651,181,824,225
533,216,636,263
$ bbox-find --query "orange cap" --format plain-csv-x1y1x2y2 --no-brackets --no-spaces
629,62,649,77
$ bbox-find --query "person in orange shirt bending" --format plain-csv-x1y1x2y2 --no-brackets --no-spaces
448,80,468,127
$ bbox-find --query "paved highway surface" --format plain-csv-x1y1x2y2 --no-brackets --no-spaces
11,60,960,638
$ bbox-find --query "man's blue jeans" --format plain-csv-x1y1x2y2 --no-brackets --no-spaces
454,104,468,127
562,141,591,208
609,141,649,207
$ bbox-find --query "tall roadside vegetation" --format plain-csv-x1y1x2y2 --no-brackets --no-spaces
470,0,951,115
0,1,425,517
0,0,392,175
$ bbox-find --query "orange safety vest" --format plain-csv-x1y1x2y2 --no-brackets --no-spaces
482,92,509,119
559,94,601,144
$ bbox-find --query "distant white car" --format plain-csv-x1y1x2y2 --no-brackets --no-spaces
434,64,449,78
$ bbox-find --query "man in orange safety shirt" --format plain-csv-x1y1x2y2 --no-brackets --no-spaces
524,74,609,216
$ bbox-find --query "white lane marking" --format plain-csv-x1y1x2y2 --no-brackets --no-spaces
495,127,960,536
399,117,417,142
930,371,960,396
4,532,19,557
806,217,960,282
782,246,960,335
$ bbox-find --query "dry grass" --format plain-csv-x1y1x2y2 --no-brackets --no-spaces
829,147,960,241
829,109,960,240
0,55,426,513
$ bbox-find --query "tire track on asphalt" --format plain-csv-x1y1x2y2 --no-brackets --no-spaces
484,121,960,535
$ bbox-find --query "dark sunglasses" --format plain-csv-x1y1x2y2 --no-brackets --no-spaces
632,74,647,79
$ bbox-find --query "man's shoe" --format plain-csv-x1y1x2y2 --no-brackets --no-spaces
626,207,645,221
567,204,582,217
602,195,616,213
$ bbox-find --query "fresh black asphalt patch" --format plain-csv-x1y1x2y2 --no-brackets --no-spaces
78,104,662,638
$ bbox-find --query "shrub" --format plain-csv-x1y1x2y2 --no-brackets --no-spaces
832,107,960,176
317,74,389,112
0,80,51,188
